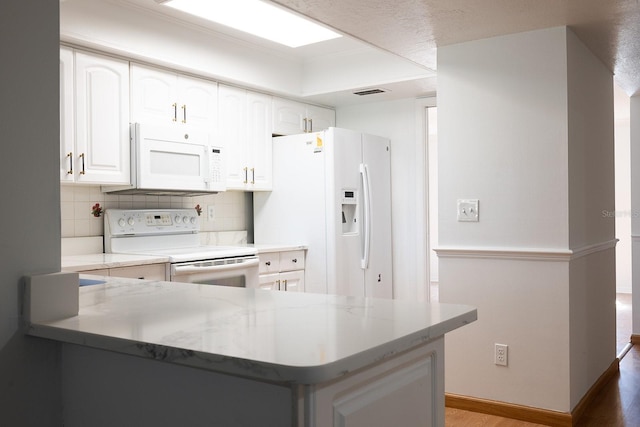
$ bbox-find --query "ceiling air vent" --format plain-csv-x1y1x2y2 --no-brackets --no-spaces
353,88,387,96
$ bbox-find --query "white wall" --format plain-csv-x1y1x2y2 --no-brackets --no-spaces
0,1,62,425
438,27,570,251
60,185,248,238
566,28,616,408
631,95,640,336
438,27,615,413
614,85,632,293
337,98,428,300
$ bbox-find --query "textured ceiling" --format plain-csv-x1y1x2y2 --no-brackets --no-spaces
270,0,640,96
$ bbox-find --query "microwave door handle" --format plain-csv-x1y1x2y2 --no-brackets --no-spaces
172,258,259,275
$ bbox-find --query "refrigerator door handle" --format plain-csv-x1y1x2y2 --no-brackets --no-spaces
360,163,372,269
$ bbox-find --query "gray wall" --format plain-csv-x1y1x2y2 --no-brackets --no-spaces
0,1,62,424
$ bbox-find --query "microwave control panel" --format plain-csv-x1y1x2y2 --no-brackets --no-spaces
209,146,225,191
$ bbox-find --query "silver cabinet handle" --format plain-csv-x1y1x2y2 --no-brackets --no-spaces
251,167,255,184
303,118,307,133
79,153,85,175
172,103,177,122
243,167,248,184
66,152,73,175
283,279,288,291
308,118,313,132
182,104,187,123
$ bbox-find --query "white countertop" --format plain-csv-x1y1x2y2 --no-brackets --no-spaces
61,254,170,272
61,244,304,271
27,276,476,385
246,243,308,253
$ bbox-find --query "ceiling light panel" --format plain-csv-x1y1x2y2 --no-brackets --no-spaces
160,0,341,48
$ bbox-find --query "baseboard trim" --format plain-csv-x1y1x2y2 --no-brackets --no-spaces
631,334,640,345
445,358,620,426
445,394,572,426
570,358,620,425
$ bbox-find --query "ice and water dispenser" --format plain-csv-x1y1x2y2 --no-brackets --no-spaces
341,189,358,234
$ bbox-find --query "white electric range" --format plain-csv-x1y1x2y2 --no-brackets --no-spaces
104,209,259,287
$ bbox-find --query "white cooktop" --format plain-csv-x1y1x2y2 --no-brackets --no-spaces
130,245,257,263
104,209,256,262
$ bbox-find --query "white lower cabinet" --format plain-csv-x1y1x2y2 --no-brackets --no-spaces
77,264,167,281
108,264,167,281
60,312,447,427
302,338,444,427
258,250,305,292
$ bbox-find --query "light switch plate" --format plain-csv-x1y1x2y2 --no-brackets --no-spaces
457,199,479,222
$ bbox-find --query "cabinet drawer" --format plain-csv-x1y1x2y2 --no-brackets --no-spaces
109,264,167,281
259,253,280,274
279,250,305,272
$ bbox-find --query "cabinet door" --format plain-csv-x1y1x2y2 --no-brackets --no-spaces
178,75,217,132
258,273,281,291
130,64,178,126
60,47,75,182
310,341,443,427
246,91,273,190
218,85,247,189
272,97,305,135
74,51,130,184
280,270,304,292
306,105,335,133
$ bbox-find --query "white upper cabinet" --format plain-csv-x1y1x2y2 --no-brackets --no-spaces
130,64,217,133
60,48,130,185
272,97,335,135
218,85,272,191
60,47,75,182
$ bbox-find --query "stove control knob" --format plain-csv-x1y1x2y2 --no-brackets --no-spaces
182,216,189,224
190,216,197,224
128,217,135,226
174,215,182,223
118,218,126,227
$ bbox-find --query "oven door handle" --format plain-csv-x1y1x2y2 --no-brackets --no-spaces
171,258,259,275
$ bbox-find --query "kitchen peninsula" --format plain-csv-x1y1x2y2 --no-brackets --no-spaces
26,275,476,427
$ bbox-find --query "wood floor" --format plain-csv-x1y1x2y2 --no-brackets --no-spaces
445,293,639,426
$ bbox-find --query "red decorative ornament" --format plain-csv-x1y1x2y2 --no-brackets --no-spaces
91,203,103,218
194,204,202,216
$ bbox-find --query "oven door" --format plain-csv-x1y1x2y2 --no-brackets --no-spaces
170,256,259,288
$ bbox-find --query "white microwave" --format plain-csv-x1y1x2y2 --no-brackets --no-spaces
103,123,225,195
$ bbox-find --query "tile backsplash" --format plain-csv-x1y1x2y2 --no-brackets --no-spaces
60,185,249,238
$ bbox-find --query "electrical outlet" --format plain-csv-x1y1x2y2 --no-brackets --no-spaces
207,205,215,221
495,343,508,366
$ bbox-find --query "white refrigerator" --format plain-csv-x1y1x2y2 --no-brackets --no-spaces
253,127,392,298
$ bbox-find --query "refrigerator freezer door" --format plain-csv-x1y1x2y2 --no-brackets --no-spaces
329,128,366,297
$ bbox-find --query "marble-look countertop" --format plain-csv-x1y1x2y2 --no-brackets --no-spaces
247,243,308,254
27,276,476,385
62,254,171,272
